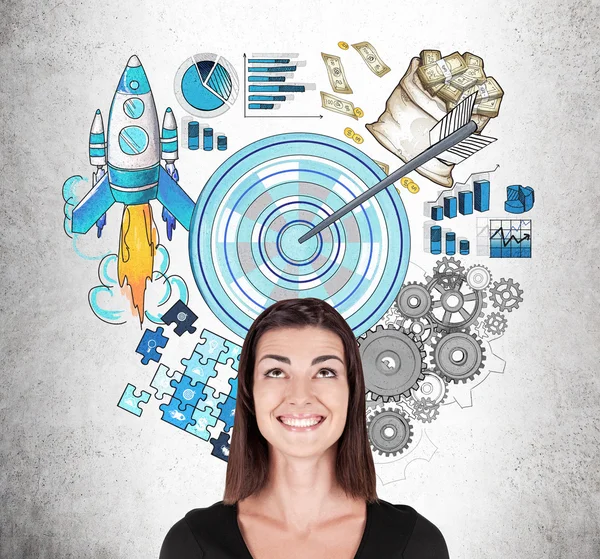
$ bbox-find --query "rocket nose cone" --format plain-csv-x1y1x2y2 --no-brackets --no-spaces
127,55,141,68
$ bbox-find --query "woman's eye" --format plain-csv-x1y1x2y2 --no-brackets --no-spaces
264,368,337,378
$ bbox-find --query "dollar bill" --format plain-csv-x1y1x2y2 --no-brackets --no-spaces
321,52,353,94
351,41,391,77
462,76,504,102
461,65,487,86
437,82,464,104
463,52,484,69
474,97,502,117
320,91,358,120
417,52,468,88
450,72,479,92
374,160,389,174
420,49,441,65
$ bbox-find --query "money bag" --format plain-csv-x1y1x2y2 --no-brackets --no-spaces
366,57,490,188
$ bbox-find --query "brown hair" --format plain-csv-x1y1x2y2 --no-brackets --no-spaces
223,297,379,505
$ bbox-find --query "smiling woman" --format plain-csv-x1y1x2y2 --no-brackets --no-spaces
159,298,450,559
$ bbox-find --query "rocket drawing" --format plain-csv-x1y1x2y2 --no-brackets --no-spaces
72,55,194,237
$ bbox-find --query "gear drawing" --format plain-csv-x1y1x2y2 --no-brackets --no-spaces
394,315,436,344
465,264,492,290
433,256,466,279
410,397,440,423
366,404,414,456
358,324,427,402
431,331,486,384
425,273,487,333
411,371,448,406
483,312,508,336
489,277,524,312
396,282,432,318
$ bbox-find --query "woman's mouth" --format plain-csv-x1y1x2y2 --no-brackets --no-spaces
277,416,326,431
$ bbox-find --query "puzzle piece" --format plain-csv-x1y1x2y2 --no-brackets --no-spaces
209,431,231,462
170,375,208,411
118,383,151,417
216,395,237,433
135,327,169,365
180,351,220,387
185,406,219,441
221,340,241,371
160,299,198,336
194,329,228,365
227,376,238,400
159,397,197,430
150,363,182,400
196,383,229,418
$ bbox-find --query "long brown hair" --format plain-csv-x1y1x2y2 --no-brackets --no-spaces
223,297,379,505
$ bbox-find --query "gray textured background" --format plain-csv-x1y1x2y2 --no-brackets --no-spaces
1,0,599,557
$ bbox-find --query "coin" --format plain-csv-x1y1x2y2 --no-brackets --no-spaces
407,181,420,194
352,133,364,144
344,127,355,138
400,177,412,188
354,107,364,118
338,41,349,50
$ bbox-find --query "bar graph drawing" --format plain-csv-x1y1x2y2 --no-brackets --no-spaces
243,53,320,118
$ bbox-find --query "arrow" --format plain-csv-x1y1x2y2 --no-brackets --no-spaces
298,93,496,244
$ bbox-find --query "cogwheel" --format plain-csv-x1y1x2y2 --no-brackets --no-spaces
425,273,487,333
489,277,524,312
483,311,508,336
433,256,465,279
431,331,486,384
358,324,427,402
465,265,492,290
411,370,448,406
396,281,432,318
410,397,440,423
394,315,436,344
366,405,414,457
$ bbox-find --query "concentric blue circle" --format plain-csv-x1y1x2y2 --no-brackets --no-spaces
189,132,411,339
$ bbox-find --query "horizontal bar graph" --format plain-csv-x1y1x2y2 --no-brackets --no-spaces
245,53,313,115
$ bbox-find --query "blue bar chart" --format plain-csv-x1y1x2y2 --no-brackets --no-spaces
244,52,315,116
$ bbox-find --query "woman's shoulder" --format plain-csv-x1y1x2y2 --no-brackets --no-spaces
159,501,237,559
371,499,449,558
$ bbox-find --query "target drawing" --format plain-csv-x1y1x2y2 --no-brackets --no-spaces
189,132,411,339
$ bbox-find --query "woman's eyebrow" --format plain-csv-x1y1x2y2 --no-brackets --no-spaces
258,354,344,365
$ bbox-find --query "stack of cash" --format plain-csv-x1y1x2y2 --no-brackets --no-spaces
416,50,503,118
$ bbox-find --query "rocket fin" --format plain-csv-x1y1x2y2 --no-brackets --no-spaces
72,173,115,234
157,165,195,231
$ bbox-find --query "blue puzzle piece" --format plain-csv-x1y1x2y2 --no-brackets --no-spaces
150,363,182,400
227,376,238,400
159,397,196,430
180,352,220,387
170,374,208,410
216,395,237,433
185,406,219,441
209,431,231,462
160,299,198,336
197,383,229,418
222,340,241,371
195,330,228,365
118,383,151,417
136,327,169,365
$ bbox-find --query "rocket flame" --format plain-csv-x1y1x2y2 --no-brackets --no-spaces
117,203,157,325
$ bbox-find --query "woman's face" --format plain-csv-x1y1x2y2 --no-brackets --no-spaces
253,326,350,458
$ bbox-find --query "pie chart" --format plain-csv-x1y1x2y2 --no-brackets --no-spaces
174,53,239,118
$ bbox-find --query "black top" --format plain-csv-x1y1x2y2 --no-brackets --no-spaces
159,498,449,558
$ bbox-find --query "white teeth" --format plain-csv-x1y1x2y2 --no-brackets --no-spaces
279,417,323,427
